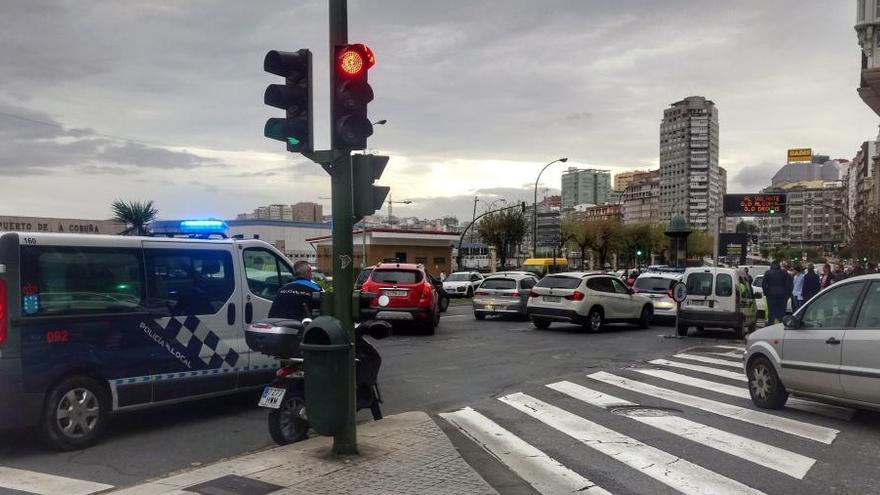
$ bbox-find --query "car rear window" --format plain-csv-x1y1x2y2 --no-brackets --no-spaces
635,277,675,292
686,272,713,296
371,269,422,284
356,268,373,286
715,274,733,297
480,278,516,290
536,275,581,289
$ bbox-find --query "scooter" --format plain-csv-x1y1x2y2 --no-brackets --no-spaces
247,317,391,445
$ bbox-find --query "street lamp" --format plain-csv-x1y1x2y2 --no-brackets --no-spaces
532,157,568,257
372,119,387,126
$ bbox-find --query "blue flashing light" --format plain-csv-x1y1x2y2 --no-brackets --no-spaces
149,218,229,237
180,219,227,230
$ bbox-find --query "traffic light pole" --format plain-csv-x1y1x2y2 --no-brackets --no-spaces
329,0,358,456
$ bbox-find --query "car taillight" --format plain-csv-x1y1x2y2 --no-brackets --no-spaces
420,283,433,304
666,290,674,299
565,291,585,301
503,291,519,297
0,279,7,345
529,290,540,298
474,291,489,296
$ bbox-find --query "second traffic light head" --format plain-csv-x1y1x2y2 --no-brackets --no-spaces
333,44,375,151
352,154,390,221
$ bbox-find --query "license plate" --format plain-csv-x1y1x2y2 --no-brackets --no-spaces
259,386,286,409
544,296,561,303
385,290,407,297
484,305,494,311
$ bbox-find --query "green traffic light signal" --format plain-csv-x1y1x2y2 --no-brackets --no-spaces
769,208,776,215
636,250,643,257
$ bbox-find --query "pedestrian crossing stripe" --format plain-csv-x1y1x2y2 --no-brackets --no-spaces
709,351,746,359
440,407,612,495
674,353,743,369
632,368,751,399
588,371,839,444
500,392,766,495
547,380,816,479
649,358,748,382
0,466,113,495
712,345,746,351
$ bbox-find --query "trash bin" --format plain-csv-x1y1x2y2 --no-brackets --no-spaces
300,316,351,436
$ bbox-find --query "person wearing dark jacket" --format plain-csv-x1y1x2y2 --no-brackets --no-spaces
762,261,793,325
801,263,821,305
269,260,322,321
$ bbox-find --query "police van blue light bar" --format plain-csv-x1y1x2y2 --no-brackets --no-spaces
149,219,229,238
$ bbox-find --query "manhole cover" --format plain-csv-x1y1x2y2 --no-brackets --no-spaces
610,405,683,418
186,475,283,495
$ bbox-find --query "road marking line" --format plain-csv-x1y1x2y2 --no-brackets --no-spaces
0,467,114,495
441,314,467,318
786,398,856,422
499,392,766,495
548,381,815,479
632,368,751,399
650,359,748,382
712,345,745,351
588,371,838,444
440,407,612,495
709,351,747,359
674,353,743,369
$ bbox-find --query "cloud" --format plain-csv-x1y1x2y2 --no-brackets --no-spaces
730,162,779,192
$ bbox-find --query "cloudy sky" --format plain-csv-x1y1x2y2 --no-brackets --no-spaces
0,0,876,221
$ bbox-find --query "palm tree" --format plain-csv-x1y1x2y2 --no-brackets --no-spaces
111,200,158,236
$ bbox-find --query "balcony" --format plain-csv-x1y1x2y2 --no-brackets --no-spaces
859,67,880,117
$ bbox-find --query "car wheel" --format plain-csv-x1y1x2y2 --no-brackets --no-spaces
586,308,604,333
747,356,788,409
532,318,551,329
439,296,449,313
637,305,653,329
474,312,486,320
425,310,439,335
41,376,109,451
676,324,688,337
466,287,474,298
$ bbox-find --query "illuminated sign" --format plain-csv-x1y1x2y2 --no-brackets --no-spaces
722,194,787,217
787,148,812,163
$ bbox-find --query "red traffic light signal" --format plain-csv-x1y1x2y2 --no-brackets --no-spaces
337,44,374,77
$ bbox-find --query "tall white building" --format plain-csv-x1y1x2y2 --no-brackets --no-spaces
856,0,880,115
658,96,721,232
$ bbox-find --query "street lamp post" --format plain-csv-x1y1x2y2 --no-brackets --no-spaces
532,157,568,257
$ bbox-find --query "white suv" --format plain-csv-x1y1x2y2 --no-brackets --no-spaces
526,272,654,332
443,271,485,298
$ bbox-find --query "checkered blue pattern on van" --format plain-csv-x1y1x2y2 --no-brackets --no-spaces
161,315,240,368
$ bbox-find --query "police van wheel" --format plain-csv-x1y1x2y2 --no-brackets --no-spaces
41,376,109,451
268,396,309,445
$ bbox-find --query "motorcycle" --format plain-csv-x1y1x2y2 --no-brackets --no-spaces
246,317,391,445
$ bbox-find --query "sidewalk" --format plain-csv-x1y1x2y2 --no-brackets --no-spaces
109,411,498,495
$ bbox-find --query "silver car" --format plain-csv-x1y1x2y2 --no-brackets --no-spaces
473,273,538,320
744,274,880,411
632,271,681,319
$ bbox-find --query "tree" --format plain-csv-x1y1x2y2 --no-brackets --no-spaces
112,200,158,236
849,210,880,262
476,208,527,267
687,230,714,259
562,220,591,269
620,223,667,268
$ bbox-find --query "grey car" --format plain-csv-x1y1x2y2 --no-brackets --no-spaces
744,274,880,411
473,273,539,320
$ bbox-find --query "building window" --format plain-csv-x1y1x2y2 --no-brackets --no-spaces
859,0,866,21
415,256,428,265
433,257,446,265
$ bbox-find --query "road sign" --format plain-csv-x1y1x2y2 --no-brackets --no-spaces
722,193,786,217
672,282,688,303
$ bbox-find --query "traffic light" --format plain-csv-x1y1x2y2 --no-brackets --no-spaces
768,207,776,215
332,44,375,150
264,49,313,152
520,201,526,213
352,154,390,221
636,249,644,257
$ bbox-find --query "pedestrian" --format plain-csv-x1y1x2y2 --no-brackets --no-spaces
268,260,322,320
742,267,753,285
820,264,834,290
833,264,846,282
802,263,820,303
791,264,805,311
762,261,792,325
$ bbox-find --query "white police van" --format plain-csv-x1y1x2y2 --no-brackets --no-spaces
0,220,296,449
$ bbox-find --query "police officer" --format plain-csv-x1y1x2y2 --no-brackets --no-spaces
269,260,322,320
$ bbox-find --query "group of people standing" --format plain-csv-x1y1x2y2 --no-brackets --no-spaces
760,260,877,324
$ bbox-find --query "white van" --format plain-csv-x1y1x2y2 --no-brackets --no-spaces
0,223,298,449
677,267,757,338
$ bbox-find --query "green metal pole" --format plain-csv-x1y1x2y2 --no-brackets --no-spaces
329,0,357,455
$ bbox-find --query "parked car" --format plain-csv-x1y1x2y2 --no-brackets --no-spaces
443,271,485,298
632,271,682,320
526,272,654,332
473,273,539,319
360,263,441,334
678,267,757,338
521,258,569,278
744,274,880,412
359,265,448,312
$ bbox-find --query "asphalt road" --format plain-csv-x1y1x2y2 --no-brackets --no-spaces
0,304,878,495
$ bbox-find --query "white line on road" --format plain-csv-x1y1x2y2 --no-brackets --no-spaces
632,368,751,399
674,353,743,369
649,359,748,382
547,381,815,479
0,467,113,495
712,345,746,351
709,351,748,359
588,371,839,444
441,314,467,318
441,407,612,495
499,392,766,495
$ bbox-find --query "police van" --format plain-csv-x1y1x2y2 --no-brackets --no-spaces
0,220,297,449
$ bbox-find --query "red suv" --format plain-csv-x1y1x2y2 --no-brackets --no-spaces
361,263,440,334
